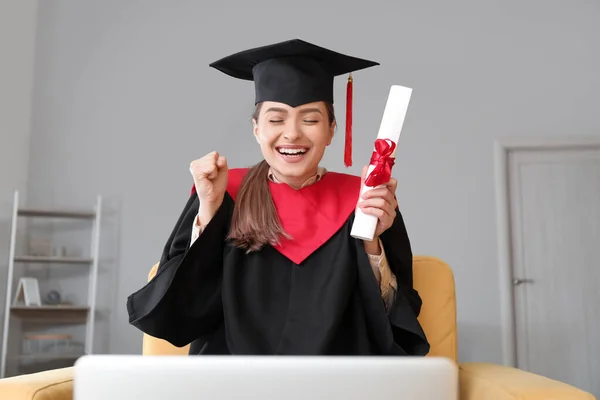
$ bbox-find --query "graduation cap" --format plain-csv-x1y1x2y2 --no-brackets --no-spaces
209,39,379,167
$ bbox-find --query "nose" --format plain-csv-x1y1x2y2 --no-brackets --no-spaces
283,122,302,142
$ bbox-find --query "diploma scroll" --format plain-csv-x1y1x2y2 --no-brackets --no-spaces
350,85,412,241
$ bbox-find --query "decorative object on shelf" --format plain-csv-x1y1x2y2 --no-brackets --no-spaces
19,333,85,369
22,333,73,355
27,237,53,257
44,290,62,305
42,338,84,356
12,278,42,307
52,246,67,258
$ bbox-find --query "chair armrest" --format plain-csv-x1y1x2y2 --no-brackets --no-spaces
0,367,73,400
459,362,596,400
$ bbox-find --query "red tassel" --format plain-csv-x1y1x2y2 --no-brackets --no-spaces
344,73,353,167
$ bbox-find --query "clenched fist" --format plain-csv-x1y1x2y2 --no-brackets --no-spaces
189,151,228,223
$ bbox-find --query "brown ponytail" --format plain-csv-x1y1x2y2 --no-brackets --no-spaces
228,158,290,252
228,101,336,252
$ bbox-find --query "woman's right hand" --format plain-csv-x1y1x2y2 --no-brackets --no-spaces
190,151,228,223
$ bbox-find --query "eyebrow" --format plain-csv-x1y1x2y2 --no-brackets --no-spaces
264,107,323,115
265,107,288,114
298,107,323,115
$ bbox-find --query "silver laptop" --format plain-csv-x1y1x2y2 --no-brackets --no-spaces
74,355,458,400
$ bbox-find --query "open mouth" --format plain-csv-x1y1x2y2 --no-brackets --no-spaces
276,147,309,157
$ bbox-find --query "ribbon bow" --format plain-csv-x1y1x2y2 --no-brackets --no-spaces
364,139,396,187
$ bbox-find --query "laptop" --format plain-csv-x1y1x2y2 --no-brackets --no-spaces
74,355,458,400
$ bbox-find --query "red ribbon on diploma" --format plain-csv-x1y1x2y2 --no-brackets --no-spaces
364,139,396,187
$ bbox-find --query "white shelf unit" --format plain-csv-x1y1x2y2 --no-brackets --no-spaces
0,190,102,378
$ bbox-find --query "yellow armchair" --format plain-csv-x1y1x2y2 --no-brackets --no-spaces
0,256,595,399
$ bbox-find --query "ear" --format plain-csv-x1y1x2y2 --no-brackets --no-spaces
252,118,260,143
327,121,336,146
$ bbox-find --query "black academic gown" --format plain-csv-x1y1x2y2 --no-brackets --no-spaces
127,168,429,356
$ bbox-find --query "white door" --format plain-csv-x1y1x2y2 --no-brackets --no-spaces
507,144,600,397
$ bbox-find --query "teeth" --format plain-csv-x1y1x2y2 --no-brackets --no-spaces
278,148,307,155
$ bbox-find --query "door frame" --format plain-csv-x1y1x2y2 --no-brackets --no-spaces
494,135,600,367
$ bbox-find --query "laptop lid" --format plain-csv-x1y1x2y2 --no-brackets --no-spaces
74,355,458,400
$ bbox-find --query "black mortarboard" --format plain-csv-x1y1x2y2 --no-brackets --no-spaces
209,39,380,167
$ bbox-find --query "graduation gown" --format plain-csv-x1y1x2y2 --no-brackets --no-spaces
127,168,429,356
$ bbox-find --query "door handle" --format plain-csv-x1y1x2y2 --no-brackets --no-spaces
513,278,534,286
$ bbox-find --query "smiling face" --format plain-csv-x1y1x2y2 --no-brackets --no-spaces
253,101,335,188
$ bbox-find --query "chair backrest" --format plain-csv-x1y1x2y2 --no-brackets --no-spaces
142,255,458,362
412,256,458,361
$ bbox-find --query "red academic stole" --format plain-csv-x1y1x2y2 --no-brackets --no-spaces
191,168,361,264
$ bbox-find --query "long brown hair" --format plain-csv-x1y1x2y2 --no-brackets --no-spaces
228,101,336,252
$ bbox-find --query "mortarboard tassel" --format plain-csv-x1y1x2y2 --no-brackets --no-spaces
344,73,353,167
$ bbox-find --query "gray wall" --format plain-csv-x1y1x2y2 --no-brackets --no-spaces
23,0,600,363
0,0,37,360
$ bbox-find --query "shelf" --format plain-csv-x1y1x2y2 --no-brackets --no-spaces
2,191,103,379
12,353,85,361
17,208,95,219
14,256,93,264
10,306,89,323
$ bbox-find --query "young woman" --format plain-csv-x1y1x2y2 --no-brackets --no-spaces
127,39,429,356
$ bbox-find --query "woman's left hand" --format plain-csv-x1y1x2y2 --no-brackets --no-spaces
357,165,398,239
